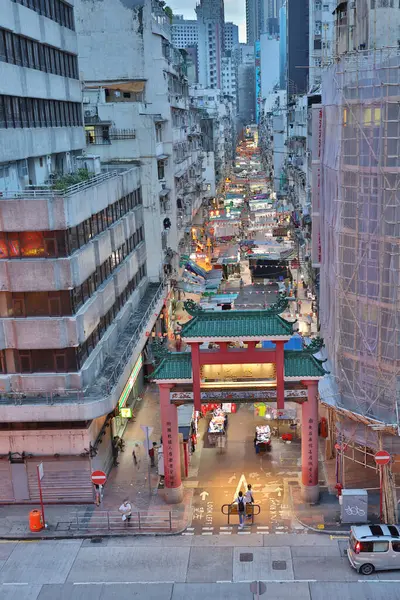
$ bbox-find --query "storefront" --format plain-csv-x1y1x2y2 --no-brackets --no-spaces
112,354,144,438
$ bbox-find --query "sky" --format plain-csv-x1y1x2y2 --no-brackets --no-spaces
168,0,246,43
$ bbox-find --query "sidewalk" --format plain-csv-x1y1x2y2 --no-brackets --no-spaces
0,385,193,540
290,485,380,534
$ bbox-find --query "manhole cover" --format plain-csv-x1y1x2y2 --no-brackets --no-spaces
240,553,253,562
90,538,103,544
272,560,287,570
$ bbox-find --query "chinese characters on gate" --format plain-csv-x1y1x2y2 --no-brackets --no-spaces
308,418,314,485
166,421,175,487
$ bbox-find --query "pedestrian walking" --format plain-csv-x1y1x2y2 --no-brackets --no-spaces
94,484,103,506
119,499,132,524
244,484,254,520
149,442,157,467
235,490,247,529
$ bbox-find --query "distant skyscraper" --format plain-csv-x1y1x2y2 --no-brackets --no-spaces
225,22,239,50
246,0,260,45
171,16,198,49
286,0,309,94
196,0,225,88
246,0,281,44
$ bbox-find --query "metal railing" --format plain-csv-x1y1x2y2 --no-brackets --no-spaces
221,503,261,525
105,280,167,392
56,510,178,533
0,170,121,200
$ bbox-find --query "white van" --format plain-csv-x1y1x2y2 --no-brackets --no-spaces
348,524,400,575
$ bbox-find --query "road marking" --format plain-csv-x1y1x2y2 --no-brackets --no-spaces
200,491,209,501
358,580,400,583
3,583,29,586
73,581,175,585
202,532,213,536
182,532,194,536
186,527,194,531
257,526,269,529
219,531,232,535
220,526,233,530
217,580,232,583
236,580,317,584
238,531,251,534
330,535,348,540
202,527,214,530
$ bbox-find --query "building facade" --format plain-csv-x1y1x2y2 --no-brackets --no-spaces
0,0,211,503
286,0,309,95
317,1,400,454
224,22,239,51
196,0,225,89
171,16,198,50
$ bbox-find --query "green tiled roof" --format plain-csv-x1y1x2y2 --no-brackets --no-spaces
284,350,327,378
151,349,326,381
180,310,293,339
151,353,192,380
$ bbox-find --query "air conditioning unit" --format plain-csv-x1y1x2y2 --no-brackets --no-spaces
46,155,52,173
83,97,90,104
84,110,92,117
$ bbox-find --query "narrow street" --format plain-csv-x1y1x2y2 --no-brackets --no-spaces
187,404,305,535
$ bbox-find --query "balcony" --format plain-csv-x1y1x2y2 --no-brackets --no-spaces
0,167,141,231
0,281,168,421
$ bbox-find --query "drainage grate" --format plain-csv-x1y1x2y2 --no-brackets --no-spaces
240,553,253,562
272,561,287,570
90,538,103,544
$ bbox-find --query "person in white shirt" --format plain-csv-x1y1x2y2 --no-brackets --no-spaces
244,484,254,521
235,491,247,528
119,499,132,524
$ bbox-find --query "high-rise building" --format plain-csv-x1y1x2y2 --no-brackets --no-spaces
246,0,261,45
171,16,198,50
196,0,225,89
224,22,239,50
238,44,256,125
286,0,309,94
266,0,282,34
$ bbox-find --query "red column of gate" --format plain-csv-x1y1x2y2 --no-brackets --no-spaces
301,380,320,503
159,383,183,504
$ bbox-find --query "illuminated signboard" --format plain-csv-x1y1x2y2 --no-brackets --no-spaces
120,407,133,418
118,355,143,409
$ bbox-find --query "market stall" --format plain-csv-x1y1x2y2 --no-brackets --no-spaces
254,425,271,453
207,407,228,446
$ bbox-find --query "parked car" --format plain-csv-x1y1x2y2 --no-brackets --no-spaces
347,524,400,575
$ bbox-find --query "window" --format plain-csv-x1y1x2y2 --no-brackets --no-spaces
155,123,162,142
0,95,82,129
157,160,165,180
392,542,400,552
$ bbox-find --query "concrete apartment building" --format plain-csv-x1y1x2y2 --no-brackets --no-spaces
317,1,400,456
190,86,235,185
75,0,208,281
0,0,205,503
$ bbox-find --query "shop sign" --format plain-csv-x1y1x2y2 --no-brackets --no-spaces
170,390,307,402
118,355,143,409
120,407,132,418
273,227,288,237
